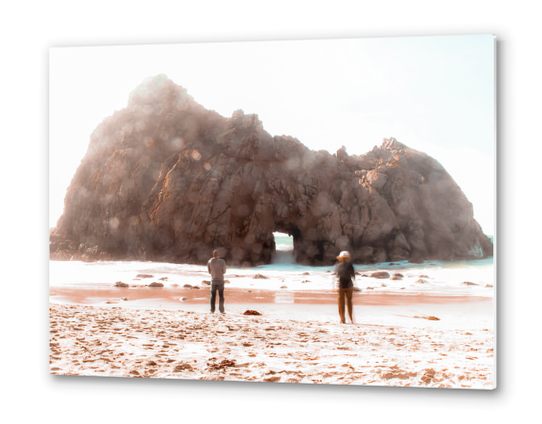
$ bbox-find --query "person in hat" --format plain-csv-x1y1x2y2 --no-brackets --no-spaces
333,251,356,324
207,250,227,314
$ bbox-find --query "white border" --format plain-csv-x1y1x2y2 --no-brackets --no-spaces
3,1,537,423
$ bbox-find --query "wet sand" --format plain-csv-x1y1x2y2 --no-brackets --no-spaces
50,285,491,307
49,285,493,328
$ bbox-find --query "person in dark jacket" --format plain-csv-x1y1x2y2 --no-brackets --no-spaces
333,251,356,324
207,250,227,314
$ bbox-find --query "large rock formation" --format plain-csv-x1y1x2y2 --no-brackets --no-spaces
50,75,493,266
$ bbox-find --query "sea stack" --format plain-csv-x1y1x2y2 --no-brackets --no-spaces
50,75,493,266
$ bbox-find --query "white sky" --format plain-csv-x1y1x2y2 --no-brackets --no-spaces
49,35,495,234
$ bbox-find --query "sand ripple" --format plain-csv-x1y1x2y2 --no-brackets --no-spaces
49,304,494,389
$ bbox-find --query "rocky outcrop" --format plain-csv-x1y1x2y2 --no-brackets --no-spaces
50,75,493,266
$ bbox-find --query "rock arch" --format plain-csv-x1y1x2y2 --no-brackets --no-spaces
50,75,493,266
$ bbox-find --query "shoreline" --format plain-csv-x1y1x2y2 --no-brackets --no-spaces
50,285,492,307
49,257,496,300
50,286,493,329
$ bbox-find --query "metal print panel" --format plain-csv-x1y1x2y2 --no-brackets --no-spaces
49,35,496,389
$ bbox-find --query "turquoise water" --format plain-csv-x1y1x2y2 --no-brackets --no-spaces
267,232,494,280
274,233,293,246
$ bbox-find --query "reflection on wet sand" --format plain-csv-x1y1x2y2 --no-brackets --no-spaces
274,291,294,304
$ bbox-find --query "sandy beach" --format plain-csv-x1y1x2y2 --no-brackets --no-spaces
49,285,495,389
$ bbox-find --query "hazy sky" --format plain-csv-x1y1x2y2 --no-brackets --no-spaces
50,35,495,233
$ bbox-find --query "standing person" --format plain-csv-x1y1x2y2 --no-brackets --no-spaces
334,251,356,324
207,250,227,314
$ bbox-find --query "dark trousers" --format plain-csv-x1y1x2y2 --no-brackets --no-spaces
338,287,354,323
210,280,225,313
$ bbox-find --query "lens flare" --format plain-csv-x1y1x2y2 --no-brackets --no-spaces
109,217,120,230
171,137,184,150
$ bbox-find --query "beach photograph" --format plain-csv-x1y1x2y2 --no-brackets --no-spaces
9,0,542,422
49,35,495,389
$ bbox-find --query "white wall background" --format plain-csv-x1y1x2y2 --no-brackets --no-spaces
1,1,538,423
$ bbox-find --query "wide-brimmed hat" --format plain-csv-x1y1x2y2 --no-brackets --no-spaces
337,251,351,260
213,250,220,257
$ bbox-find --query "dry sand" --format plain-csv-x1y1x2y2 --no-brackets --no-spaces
49,289,495,389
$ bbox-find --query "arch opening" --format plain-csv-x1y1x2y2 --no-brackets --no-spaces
271,224,300,265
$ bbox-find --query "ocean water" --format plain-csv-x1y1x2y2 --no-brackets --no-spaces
49,232,495,297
